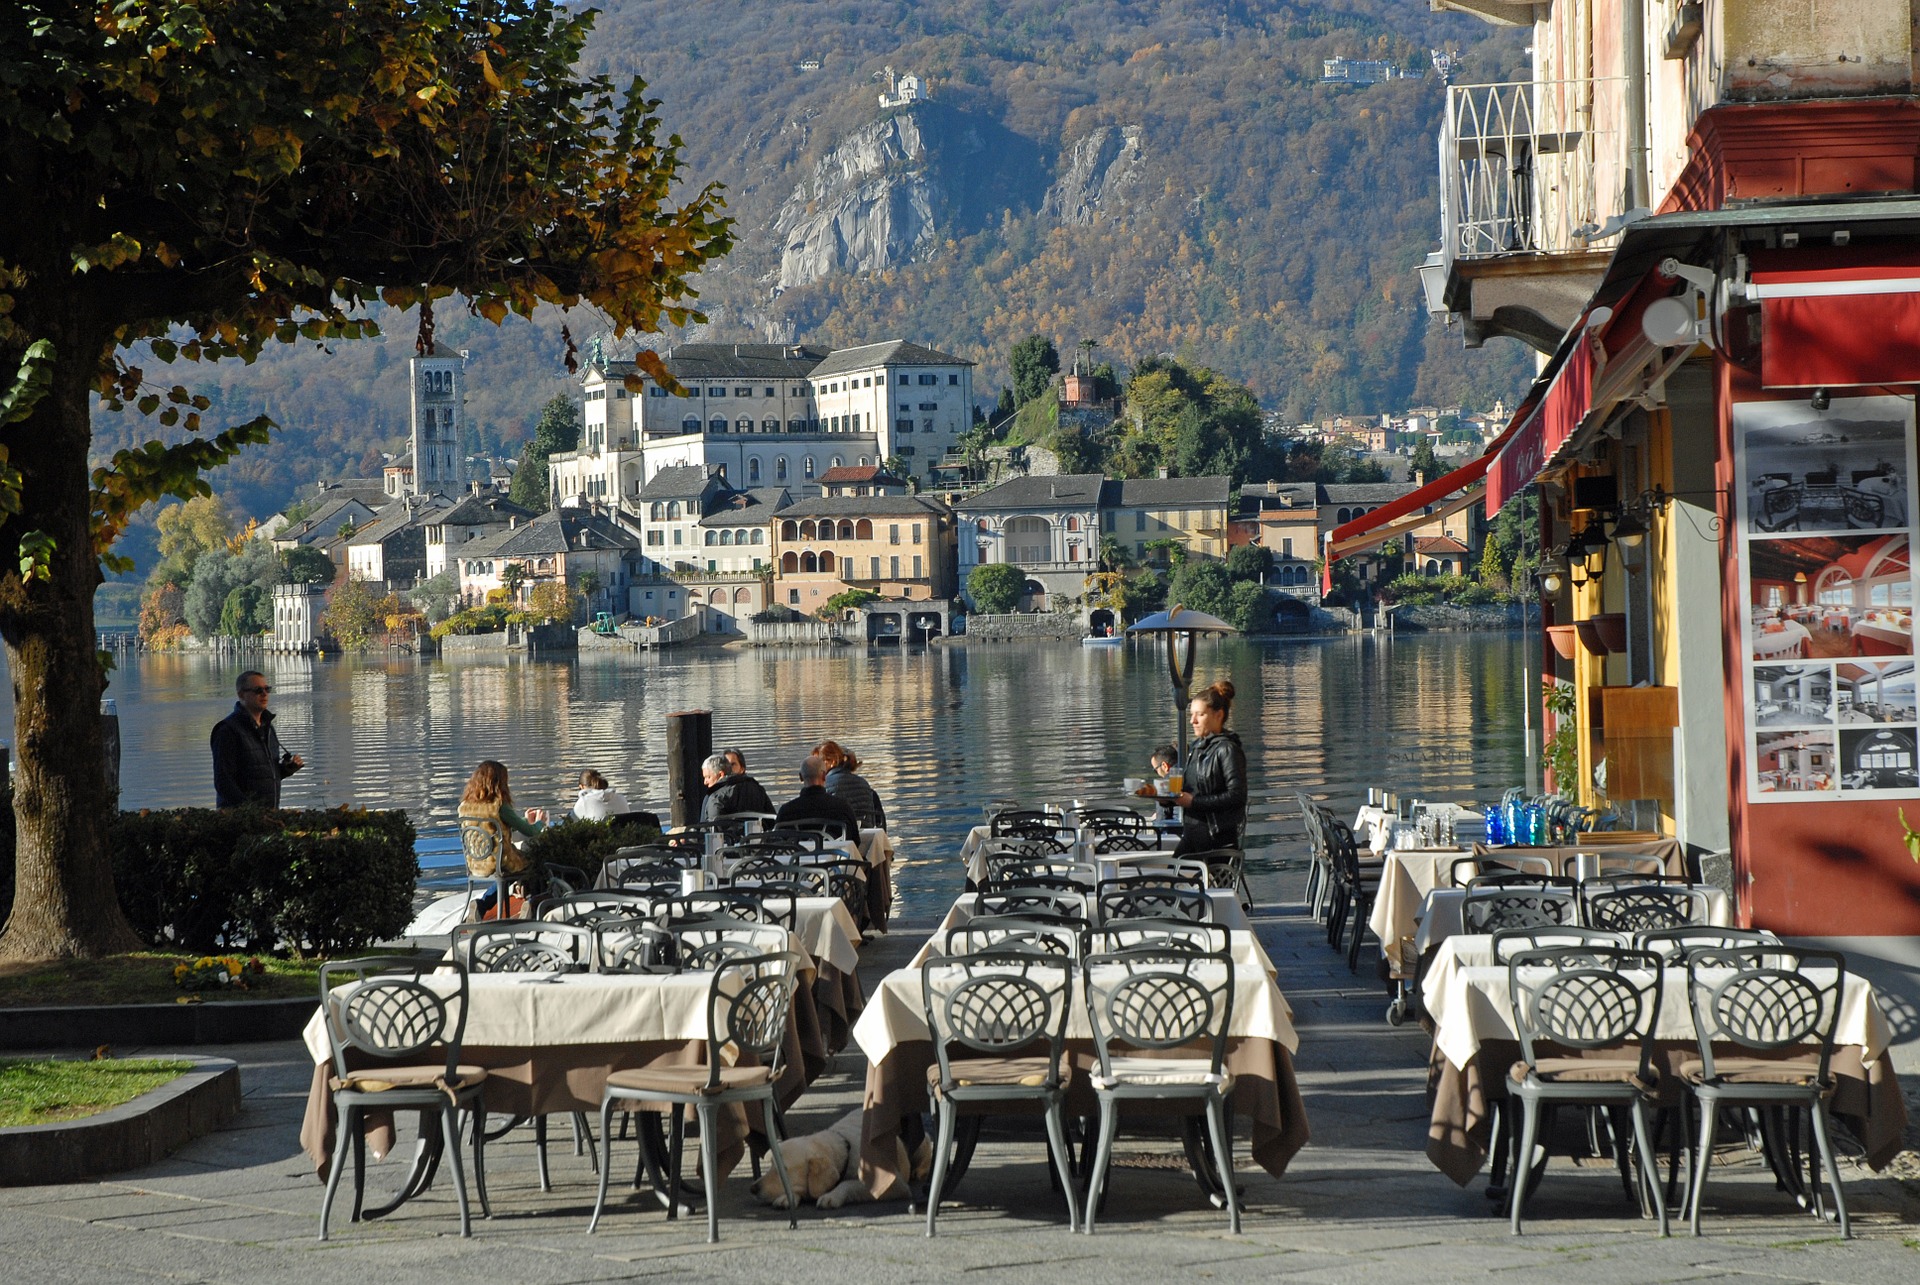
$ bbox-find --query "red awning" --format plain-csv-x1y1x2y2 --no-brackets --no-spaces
1484,338,1596,513
1751,248,1920,388
1319,454,1494,592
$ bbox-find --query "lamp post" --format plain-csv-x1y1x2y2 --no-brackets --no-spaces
1126,605,1238,765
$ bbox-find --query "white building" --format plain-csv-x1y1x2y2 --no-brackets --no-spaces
806,341,974,482
400,345,466,498
269,583,326,653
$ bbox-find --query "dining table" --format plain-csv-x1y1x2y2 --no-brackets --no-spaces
297,955,832,1194
1418,933,1909,1186
850,897,1309,1199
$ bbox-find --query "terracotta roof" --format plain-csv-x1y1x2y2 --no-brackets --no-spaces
1413,535,1470,555
819,465,905,485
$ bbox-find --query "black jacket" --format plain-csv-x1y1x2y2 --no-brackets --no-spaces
824,765,886,830
702,772,775,823
210,703,297,808
1180,730,1247,849
774,784,860,838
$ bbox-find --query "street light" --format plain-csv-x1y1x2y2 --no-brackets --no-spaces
1126,604,1238,764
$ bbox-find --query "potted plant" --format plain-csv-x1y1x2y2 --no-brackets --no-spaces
1574,620,1609,655
1591,612,1628,652
1545,624,1579,660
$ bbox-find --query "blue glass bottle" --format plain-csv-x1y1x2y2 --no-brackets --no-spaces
1484,804,1507,846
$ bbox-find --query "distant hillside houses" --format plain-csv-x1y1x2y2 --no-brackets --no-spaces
1321,56,1415,85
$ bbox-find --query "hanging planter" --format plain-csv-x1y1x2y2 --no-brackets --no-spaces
1591,612,1628,653
1574,620,1610,655
1545,624,1579,660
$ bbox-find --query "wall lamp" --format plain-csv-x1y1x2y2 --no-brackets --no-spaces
1537,551,1570,597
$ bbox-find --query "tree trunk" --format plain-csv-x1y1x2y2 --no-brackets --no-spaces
0,312,141,961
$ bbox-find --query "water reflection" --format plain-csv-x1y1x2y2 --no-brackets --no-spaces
13,634,1527,921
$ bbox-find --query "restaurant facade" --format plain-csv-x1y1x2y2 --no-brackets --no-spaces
1333,1,1920,951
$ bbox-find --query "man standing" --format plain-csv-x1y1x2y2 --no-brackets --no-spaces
210,671,303,808
774,754,859,838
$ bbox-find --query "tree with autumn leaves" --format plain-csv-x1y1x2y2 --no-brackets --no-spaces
0,1,730,960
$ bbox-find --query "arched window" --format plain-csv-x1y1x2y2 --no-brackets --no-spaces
736,418,752,432
750,529,764,544
781,551,799,573
704,530,717,546
667,501,680,519
804,456,815,479
748,457,761,483
781,520,798,540
820,551,837,572
831,455,844,468
718,530,732,546
1425,559,1440,575
734,529,748,545
802,551,818,573
709,417,727,432
855,519,873,540
733,587,752,604
681,417,700,433
800,520,817,540
1065,516,1080,532
776,458,789,481
838,520,855,541
1336,508,1352,524
650,502,663,520
1006,515,1052,565
762,418,779,432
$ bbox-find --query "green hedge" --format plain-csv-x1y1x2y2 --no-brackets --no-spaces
0,804,416,956
524,816,663,886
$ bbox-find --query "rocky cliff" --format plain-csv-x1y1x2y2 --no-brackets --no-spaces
1042,125,1145,226
773,113,940,289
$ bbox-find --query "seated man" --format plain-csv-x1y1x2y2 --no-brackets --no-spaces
720,747,775,815
774,753,860,839
700,753,774,828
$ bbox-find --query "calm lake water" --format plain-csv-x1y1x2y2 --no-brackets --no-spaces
15,634,1530,922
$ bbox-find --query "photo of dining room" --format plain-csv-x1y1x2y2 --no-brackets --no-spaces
1839,726,1920,791
1752,728,1839,794
1835,659,1917,724
1751,664,1834,726
1747,533,1911,660
1740,395,1910,534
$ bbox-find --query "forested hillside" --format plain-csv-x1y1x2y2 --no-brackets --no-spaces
93,0,1534,573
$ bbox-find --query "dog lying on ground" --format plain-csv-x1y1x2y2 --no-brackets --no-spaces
751,1108,932,1209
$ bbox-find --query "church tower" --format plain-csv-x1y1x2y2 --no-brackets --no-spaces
407,346,467,497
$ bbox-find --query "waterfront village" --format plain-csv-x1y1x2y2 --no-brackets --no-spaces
255,338,1513,652
18,0,1920,1276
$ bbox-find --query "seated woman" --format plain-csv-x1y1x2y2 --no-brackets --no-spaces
815,739,886,830
458,760,547,917
571,768,630,821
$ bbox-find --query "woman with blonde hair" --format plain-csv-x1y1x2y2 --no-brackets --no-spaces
814,739,886,830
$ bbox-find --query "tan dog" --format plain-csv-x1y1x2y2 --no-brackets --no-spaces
751,1108,932,1209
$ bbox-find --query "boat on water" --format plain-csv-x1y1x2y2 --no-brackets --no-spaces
1082,633,1124,647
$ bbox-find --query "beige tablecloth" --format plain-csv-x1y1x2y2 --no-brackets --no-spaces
1366,848,1469,976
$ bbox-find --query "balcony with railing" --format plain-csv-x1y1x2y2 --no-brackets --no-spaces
1422,78,1637,351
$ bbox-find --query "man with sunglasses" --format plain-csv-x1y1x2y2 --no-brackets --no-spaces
211,671,304,808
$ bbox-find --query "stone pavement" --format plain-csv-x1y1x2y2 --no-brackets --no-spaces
6,861,1919,1284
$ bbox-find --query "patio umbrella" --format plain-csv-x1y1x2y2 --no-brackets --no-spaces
1126,605,1238,764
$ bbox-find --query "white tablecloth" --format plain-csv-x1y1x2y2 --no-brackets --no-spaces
1411,885,1731,961
1365,848,1470,975
1753,620,1811,659
1420,934,1890,1071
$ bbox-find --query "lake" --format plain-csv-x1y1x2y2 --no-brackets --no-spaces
20,633,1531,922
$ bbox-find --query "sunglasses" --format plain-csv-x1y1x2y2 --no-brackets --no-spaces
242,685,272,695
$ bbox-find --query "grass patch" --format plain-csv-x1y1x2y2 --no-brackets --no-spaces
0,952,329,1007
0,1057,193,1127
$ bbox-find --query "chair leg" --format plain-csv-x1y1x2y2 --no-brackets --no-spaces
1509,1095,1541,1236
925,1098,957,1238
1042,1102,1080,1232
471,1104,491,1219
442,1104,473,1238
575,1111,599,1174
536,1114,551,1193
349,1116,367,1223
319,1105,354,1241
1628,1099,1668,1237
1807,1102,1850,1239
1484,1099,1510,1205
667,1110,686,1223
697,1103,721,1244
1203,1097,1241,1235
588,1099,616,1233
1688,1096,1721,1237
1083,1098,1120,1234
762,1094,798,1231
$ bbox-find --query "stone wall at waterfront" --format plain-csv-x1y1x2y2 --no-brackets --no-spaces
741,618,849,646
442,623,579,655
962,612,1084,642
1387,602,1525,632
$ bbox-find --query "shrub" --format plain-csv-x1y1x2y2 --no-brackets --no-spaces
968,562,1024,614
1166,559,1233,618
100,806,416,955
1225,543,1273,583
1229,580,1280,633
431,603,513,639
524,816,662,886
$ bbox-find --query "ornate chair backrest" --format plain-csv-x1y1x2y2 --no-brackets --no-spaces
700,952,803,1091
944,913,1086,960
721,882,806,927
1077,807,1150,836
1462,887,1578,933
922,950,1072,1089
1583,885,1710,933
726,853,796,880
665,890,776,926
538,890,659,927
1686,946,1845,1086
783,816,852,841
1636,926,1777,962
974,887,1089,922
1489,926,1620,965
757,829,827,852
1093,828,1158,853
1102,866,1205,893
604,857,682,888
1590,854,1666,877
990,808,1064,838
319,958,467,1082
1096,917,1230,956
1082,948,1234,1083
1452,855,1555,887
1506,946,1661,1083
1095,881,1209,925
459,816,509,878
671,918,789,971
591,920,674,974
456,921,590,973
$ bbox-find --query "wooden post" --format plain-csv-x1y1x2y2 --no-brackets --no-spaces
664,709,712,828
